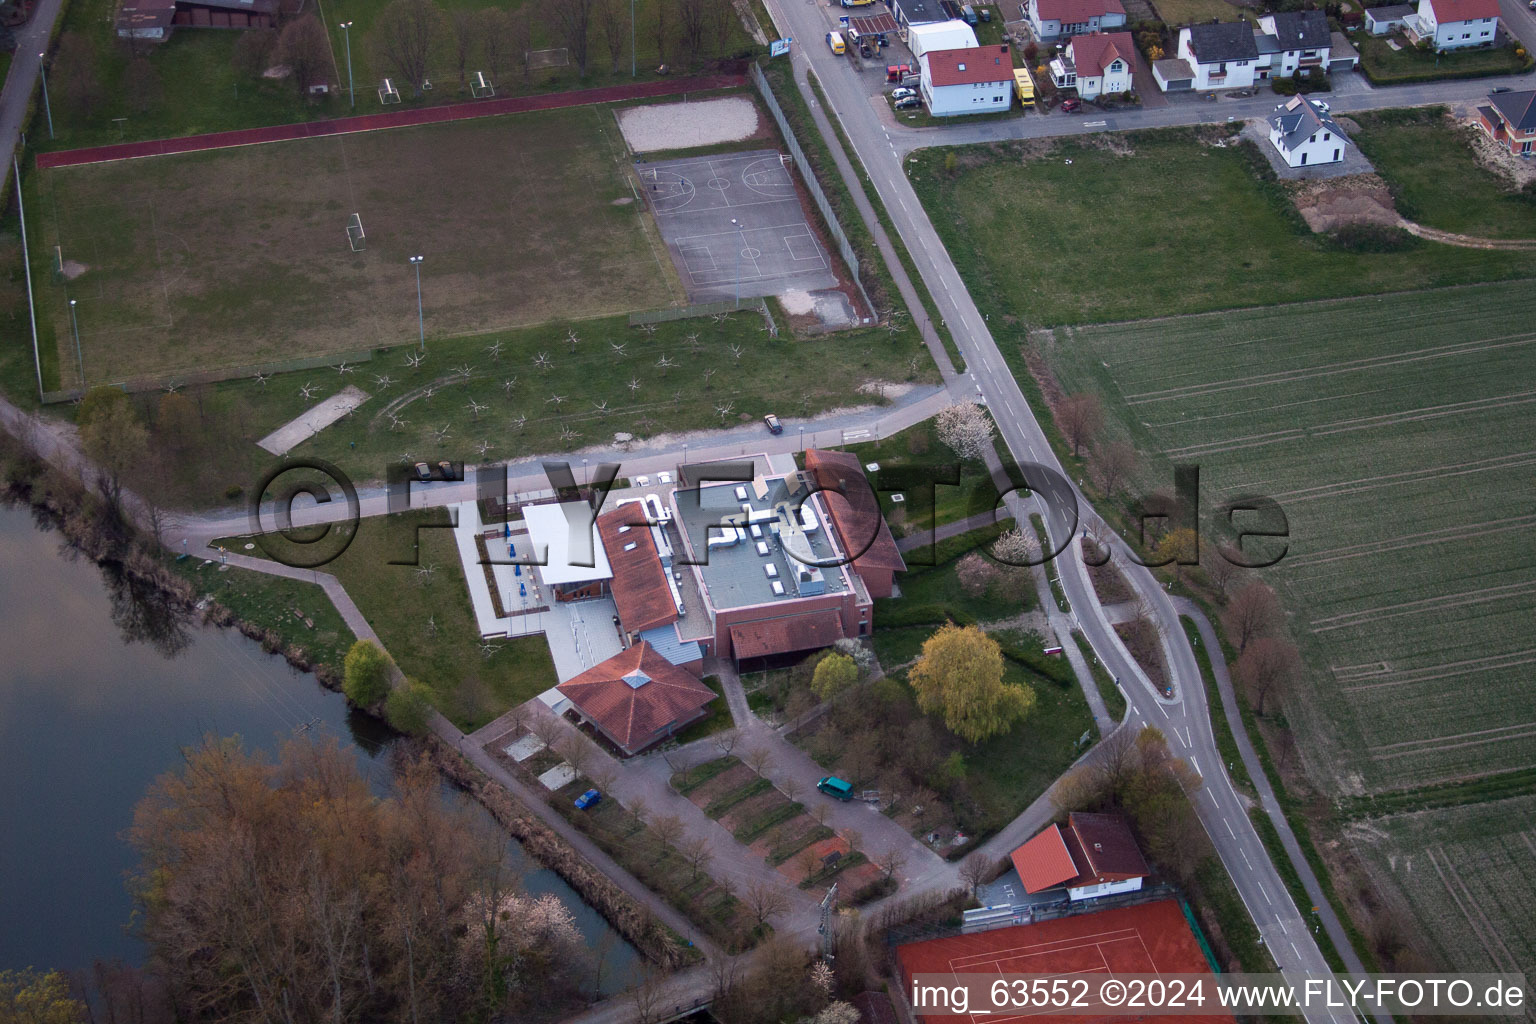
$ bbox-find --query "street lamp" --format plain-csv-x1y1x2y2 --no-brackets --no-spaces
38,53,54,140
69,299,82,386
339,23,355,109
630,0,636,77
409,255,425,352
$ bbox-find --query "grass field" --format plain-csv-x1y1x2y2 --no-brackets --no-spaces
905,127,1536,326
33,104,677,388
1356,33,1533,84
1350,107,1536,240
1148,0,1249,28
1042,281,1536,796
1347,797,1536,979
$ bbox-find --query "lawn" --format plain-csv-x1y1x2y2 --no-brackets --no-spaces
833,417,1005,539
905,126,1536,326
873,521,1027,628
1350,107,1536,239
32,104,677,389
1148,0,1249,28
36,0,755,150
667,675,735,745
1043,281,1536,797
1356,33,1533,84
222,510,558,730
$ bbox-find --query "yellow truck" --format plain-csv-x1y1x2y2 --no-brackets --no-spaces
1013,68,1035,107
827,30,846,54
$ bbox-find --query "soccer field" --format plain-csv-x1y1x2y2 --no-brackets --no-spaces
1045,281,1536,797
32,104,677,389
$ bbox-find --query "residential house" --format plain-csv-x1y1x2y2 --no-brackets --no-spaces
1051,31,1136,99
803,448,907,599
1403,0,1499,50
1153,57,1196,90
1010,812,1151,902
1268,93,1350,167
1329,30,1361,72
1365,3,1415,34
556,642,718,756
1477,88,1536,156
1025,0,1126,42
1253,9,1330,78
907,18,978,61
919,44,1014,116
1175,21,1260,90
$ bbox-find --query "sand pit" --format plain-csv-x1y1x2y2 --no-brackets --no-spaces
618,96,761,152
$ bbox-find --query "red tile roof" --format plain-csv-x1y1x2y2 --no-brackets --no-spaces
922,45,1016,87
597,504,678,634
1035,0,1125,24
556,643,715,752
1427,0,1499,22
1068,811,1150,883
730,610,846,660
1068,31,1135,78
803,449,906,575
1011,823,1080,893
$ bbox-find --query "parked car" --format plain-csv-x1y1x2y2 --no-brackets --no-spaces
1060,97,1081,112
886,63,913,82
979,5,991,19
895,96,921,110
1493,85,1513,92
435,460,457,480
574,789,602,809
860,43,874,58
1310,98,1330,112
817,776,854,801
764,413,783,435
413,461,432,481
1528,1,1534,10
891,87,916,100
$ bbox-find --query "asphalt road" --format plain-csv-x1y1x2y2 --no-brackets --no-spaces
758,3,1393,1020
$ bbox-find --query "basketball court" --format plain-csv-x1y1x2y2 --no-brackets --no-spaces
895,900,1230,1023
639,149,838,303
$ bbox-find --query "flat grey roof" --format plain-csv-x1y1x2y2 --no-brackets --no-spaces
673,476,849,612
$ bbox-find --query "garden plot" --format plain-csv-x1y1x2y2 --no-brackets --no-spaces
1045,281,1536,797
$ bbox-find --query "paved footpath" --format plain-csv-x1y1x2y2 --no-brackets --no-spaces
34,73,746,168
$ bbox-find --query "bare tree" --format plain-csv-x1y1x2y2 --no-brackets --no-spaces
590,760,618,793
630,968,667,1024
558,735,595,777
1204,543,1244,597
743,745,774,776
546,0,596,74
53,32,102,116
1222,581,1282,653
809,801,831,827
679,833,713,880
478,9,514,84
676,0,708,59
875,845,907,881
597,0,627,72
1057,393,1103,456
531,714,564,751
627,794,651,826
796,844,822,882
712,729,740,758
232,27,278,79
650,812,684,851
958,851,990,895
654,0,669,64
371,0,443,96
278,15,331,97
1234,636,1301,716
1091,439,1137,496
449,9,479,91
841,827,863,855
779,775,804,803
742,880,791,928
512,6,533,81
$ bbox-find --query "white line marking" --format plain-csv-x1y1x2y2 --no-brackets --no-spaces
1259,881,1272,905
1241,848,1252,868
1225,820,1236,839
1279,918,1288,934
1157,701,1169,719
1190,756,1201,777
1291,941,1301,960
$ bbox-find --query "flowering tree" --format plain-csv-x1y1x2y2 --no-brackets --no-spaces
936,402,994,461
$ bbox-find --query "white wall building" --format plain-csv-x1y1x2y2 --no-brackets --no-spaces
1052,31,1135,99
1254,10,1331,78
906,19,978,61
1175,21,1259,89
1025,0,1126,41
1404,0,1499,50
1267,94,1350,168
919,44,1014,116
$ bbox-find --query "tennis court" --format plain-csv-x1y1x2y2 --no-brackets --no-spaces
639,149,837,303
895,900,1229,1023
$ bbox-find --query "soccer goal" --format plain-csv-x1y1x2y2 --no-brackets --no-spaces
378,78,401,104
347,213,366,252
527,47,570,70
471,70,495,98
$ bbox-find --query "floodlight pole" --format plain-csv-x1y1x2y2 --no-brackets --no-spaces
38,54,54,140
69,299,82,386
630,0,636,77
340,22,355,108
731,217,741,306
409,255,425,352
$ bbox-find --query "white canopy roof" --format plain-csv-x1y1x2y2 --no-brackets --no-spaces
523,501,614,585
907,19,978,59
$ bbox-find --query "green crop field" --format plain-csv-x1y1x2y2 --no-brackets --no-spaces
1043,281,1536,797
1347,797,1536,979
32,104,679,389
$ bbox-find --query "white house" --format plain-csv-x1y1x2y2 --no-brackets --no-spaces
1025,0,1126,42
920,44,1014,115
1254,10,1331,78
1365,3,1415,34
1403,0,1500,50
906,19,978,61
1051,31,1135,99
1268,94,1350,168
1175,21,1260,89
1009,813,1150,904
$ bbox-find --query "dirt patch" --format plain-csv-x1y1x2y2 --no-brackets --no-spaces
1115,616,1169,692
839,861,886,893
1085,546,1136,606
1082,133,1137,158
1463,116,1536,189
617,96,762,153
611,196,634,205
684,762,758,807
1022,334,1066,408
717,788,787,832
1285,173,1399,233
61,260,89,280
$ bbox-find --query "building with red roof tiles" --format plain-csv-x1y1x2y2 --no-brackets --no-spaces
598,503,681,639
1478,89,1536,156
1404,0,1499,49
1010,812,1150,901
1026,0,1126,42
556,642,717,755
918,46,1015,117
1053,31,1135,99
803,449,906,599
